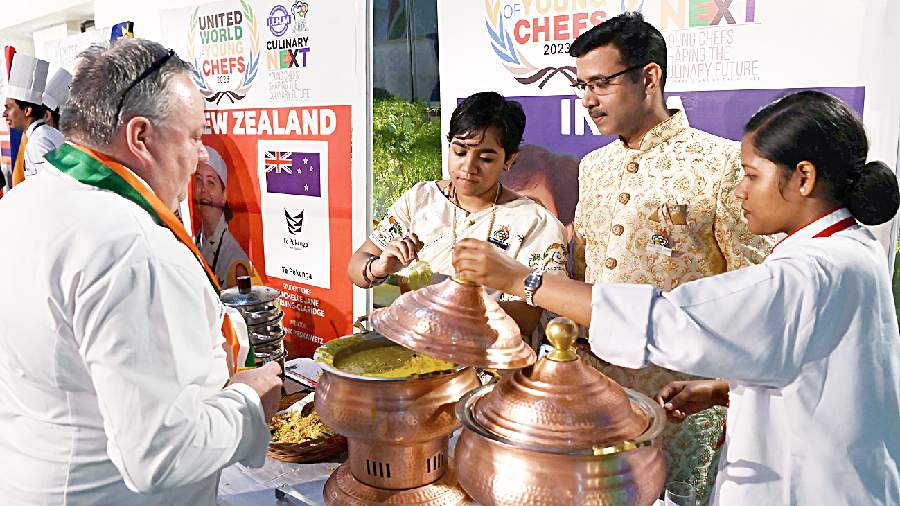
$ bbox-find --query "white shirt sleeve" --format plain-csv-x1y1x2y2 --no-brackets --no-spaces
24,126,64,177
369,182,420,249
589,255,825,388
73,255,270,494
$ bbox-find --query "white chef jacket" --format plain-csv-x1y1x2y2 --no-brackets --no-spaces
0,166,270,505
589,208,900,505
23,119,65,179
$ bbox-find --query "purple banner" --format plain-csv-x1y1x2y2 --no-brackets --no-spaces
513,86,865,159
264,151,321,197
495,86,865,226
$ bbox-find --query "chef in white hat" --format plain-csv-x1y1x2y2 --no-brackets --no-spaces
2,54,64,186
42,68,72,129
193,144,258,288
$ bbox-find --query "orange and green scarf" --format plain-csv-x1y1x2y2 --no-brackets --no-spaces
45,143,249,373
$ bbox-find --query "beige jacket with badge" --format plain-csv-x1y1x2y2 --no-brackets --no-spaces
573,110,772,288
572,110,775,500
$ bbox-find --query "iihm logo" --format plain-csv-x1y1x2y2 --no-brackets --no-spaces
267,5,291,37
187,0,260,104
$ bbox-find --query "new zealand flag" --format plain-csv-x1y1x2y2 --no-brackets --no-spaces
264,151,321,197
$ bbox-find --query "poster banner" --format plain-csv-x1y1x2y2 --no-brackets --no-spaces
161,0,369,357
44,22,135,75
438,0,900,256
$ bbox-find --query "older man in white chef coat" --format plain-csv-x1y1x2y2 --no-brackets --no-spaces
0,38,282,505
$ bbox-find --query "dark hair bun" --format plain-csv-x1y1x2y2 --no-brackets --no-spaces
847,161,900,225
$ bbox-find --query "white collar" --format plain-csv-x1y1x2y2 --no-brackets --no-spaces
25,119,46,136
198,213,227,244
772,208,855,252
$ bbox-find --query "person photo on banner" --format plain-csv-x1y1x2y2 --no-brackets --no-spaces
564,12,777,501
501,144,580,228
452,90,900,506
4,53,65,186
0,38,282,504
193,144,260,289
347,91,568,338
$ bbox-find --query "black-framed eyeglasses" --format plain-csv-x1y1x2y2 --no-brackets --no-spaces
571,63,648,98
115,49,176,121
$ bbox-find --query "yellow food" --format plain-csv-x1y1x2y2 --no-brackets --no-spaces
333,345,456,378
270,410,335,444
406,260,433,290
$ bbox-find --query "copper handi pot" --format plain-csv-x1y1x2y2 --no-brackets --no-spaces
313,332,478,505
454,317,667,506
369,276,535,370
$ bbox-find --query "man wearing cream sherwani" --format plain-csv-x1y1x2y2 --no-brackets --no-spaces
566,13,774,503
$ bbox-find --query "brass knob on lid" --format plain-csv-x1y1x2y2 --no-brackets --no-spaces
545,317,578,362
450,273,478,286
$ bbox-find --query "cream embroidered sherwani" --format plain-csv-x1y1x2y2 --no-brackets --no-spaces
572,110,775,503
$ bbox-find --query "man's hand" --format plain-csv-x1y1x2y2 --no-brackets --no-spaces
656,379,729,423
229,362,283,421
452,238,531,295
372,234,424,278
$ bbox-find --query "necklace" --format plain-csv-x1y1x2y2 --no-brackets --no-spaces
449,181,501,247
407,182,501,290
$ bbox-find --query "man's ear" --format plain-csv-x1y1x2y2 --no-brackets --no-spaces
644,63,663,95
123,116,155,164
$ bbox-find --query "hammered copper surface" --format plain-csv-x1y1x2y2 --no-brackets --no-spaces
314,334,480,491
323,461,468,506
472,352,648,448
455,426,665,506
344,438,448,490
314,363,479,444
453,317,667,506
369,277,535,369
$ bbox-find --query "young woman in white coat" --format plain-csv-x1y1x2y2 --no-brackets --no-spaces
452,91,900,506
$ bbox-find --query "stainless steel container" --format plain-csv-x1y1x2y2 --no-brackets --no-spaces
220,276,287,368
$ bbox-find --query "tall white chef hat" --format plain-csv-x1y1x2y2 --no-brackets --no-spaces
204,145,228,187
42,68,72,111
7,54,49,105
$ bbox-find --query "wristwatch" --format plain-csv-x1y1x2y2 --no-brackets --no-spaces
523,269,544,307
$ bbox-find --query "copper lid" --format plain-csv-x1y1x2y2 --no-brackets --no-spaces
471,317,649,449
369,277,535,370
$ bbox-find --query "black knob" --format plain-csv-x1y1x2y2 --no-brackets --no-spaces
237,275,252,294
